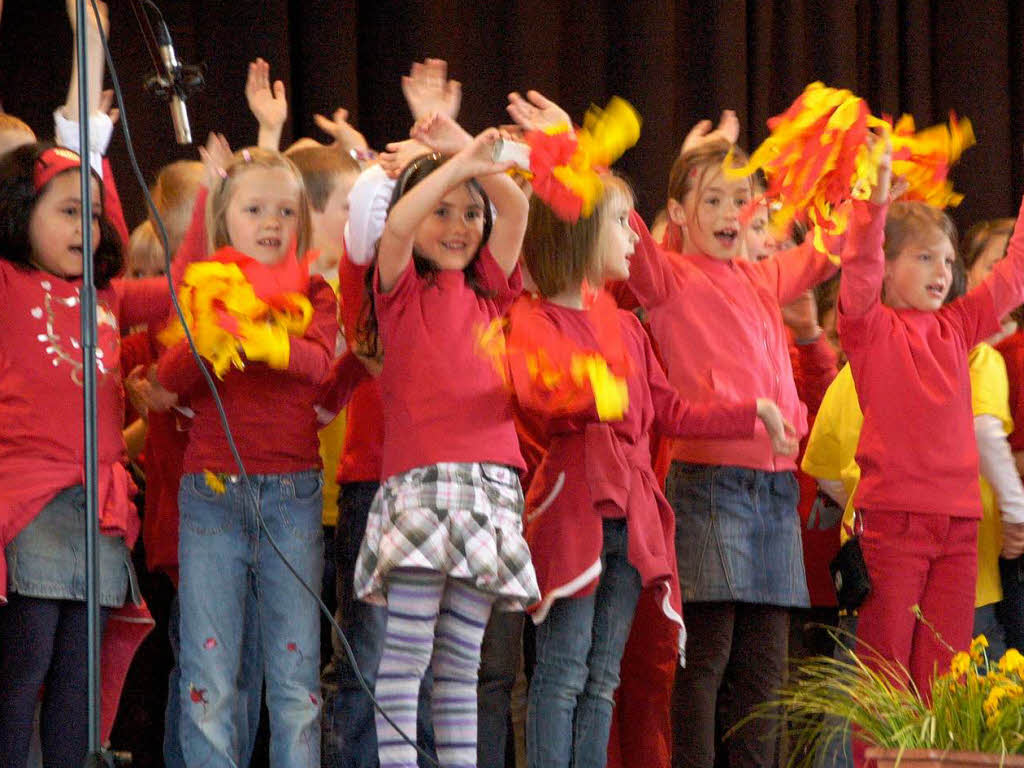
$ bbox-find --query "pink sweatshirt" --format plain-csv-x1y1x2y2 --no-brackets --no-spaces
626,212,836,471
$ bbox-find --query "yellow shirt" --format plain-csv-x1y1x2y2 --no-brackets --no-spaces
318,277,346,527
800,344,1012,607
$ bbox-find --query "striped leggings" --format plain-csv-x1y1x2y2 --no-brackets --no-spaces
376,568,495,768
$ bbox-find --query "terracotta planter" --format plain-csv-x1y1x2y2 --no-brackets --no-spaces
866,747,1024,767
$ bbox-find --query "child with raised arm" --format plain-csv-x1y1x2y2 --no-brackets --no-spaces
839,142,1024,765
624,127,835,768
156,145,337,768
0,143,169,768
351,117,538,768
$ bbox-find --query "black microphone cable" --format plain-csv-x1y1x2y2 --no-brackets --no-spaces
87,2,441,763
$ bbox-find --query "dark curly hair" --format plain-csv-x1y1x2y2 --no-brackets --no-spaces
0,142,124,288
357,152,494,358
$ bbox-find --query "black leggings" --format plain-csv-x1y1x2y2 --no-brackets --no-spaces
671,601,789,768
0,594,109,768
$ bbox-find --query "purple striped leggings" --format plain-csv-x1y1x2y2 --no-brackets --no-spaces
375,568,495,768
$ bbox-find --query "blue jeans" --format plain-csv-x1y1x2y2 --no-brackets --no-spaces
164,592,264,768
527,518,642,768
322,481,435,768
178,470,324,768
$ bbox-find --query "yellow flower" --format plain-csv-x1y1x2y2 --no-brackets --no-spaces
970,635,989,663
998,648,1024,676
949,651,971,679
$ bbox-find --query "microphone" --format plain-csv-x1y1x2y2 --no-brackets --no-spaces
140,0,204,147
154,19,191,144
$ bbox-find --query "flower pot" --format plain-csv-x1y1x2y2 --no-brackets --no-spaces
866,748,1024,767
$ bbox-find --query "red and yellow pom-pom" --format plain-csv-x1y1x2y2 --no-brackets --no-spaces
160,246,314,377
524,97,641,222
475,291,631,422
728,82,974,239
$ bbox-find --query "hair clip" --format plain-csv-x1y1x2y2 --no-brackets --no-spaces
241,148,252,164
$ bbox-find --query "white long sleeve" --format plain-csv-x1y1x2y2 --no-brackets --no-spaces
53,108,111,178
975,413,1024,524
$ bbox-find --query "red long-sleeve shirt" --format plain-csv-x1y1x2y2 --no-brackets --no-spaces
626,211,836,472
838,199,1024,517
157,277,337,475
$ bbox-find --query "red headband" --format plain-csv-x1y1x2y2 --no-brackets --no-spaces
33,147,84,193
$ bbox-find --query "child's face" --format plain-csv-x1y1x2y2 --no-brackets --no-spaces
592,190,639,283
225,167,302,265
682,165,750,261
29,170,101,280
743,202,777,262
311,171,356,271
966,232,1011,290
883,230,956,312
413,183,485,271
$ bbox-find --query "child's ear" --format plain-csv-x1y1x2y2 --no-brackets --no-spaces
667,198,687,230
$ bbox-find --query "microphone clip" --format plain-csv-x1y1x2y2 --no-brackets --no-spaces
144,63,204,104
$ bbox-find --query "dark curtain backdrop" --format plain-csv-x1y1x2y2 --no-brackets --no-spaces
3,0,1023,232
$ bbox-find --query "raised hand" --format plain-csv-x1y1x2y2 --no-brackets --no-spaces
198,132,232,189
379,138,434,179
681,110,739,154
756,398,799,456
450,128,514,180
410,111,472,156
506,90,573,136
402,58,462,121
245,58,287,150
867,133,893,206
313,107,369,153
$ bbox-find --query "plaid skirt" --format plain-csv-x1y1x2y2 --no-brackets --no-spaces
354,462,540,611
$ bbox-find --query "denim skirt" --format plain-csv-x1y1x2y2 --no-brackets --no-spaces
6,485,137,608
666,461,809,608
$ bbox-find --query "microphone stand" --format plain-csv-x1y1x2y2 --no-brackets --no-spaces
74,0,105,765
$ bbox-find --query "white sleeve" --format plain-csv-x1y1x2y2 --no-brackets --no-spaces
976,413,1024,524
816,477,849,510
53,108,112,179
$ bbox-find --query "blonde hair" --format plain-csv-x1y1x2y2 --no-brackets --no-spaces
0,113,33,136
285,144,359,212
206,147,312,258
150,160,204,255
522,174,633,297
126,220,164,278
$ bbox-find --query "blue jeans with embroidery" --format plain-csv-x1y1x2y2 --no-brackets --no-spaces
177,470,324,768
527,518,642,768
164,590,264,768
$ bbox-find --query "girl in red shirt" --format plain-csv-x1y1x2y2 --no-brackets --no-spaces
156,146,337,768
511,172,797,768
841,144,1024,766
621,131,836,767
351,116,539,768
0,143,169,767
